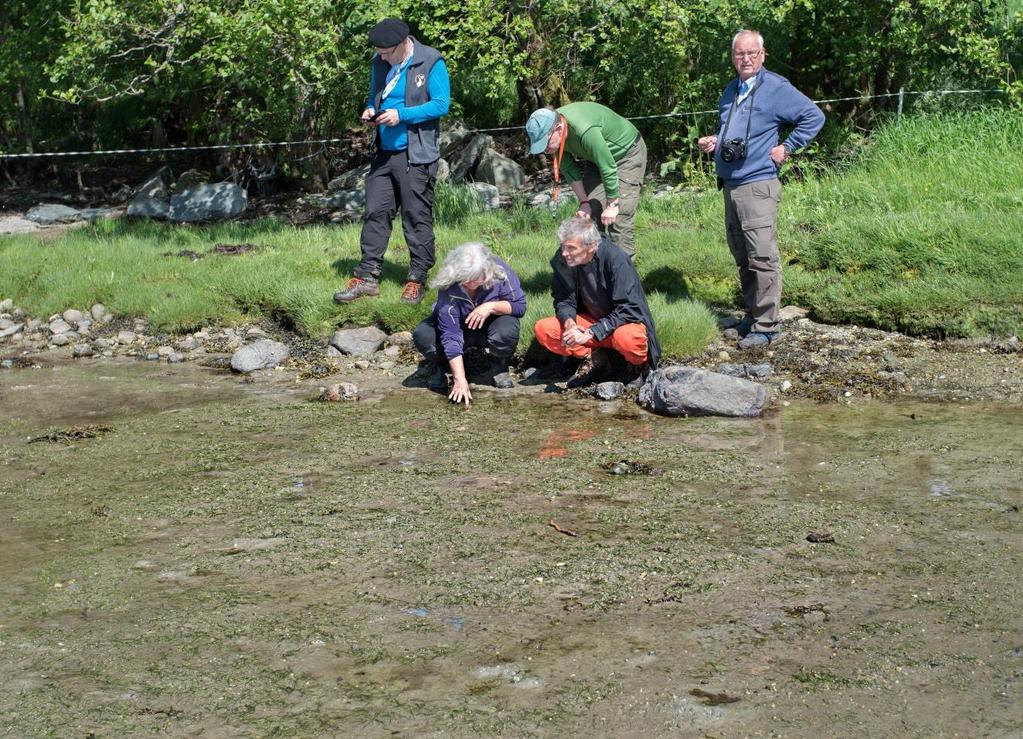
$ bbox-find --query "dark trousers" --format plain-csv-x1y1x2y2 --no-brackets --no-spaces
356,149,439,285
413,313,520,365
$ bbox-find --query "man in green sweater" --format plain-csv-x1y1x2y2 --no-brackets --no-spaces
526,103,646,258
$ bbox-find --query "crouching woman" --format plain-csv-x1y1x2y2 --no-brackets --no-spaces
412,242,527,407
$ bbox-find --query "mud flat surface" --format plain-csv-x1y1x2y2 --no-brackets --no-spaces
1,360,1021,736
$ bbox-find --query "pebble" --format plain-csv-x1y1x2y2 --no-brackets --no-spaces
48,318,72,335
72,344,94,358
156,345,174,357
176,337,199,351
0,299,12,312
780,380,792,393
116,330,137,344
383,344,401,357
718,350,731,361
354,360,370,370
378,360,396,370
246,327,268,339
51,334,72,346
144,353,160,361
92,338,117,349
90,303,107,321
167,352,185,363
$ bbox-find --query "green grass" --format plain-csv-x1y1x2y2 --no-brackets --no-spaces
1,108,1020,354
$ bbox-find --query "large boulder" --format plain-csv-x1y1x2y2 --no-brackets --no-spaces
25,204,81,225
0,216,40,235
128,167,173,218
330,326,387,356
171,169,210,194
439,119,474,160
134,167,174,198
168,183,248,222
449,133,493,184
230,340,290,373
638,366,767,417
474,148,526,191
327,162,371,192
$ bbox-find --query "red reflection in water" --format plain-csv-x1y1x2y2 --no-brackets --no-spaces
538,428,596,459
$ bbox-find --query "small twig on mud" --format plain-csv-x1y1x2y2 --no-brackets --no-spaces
28,425,112,444
548,519,577,537
689,688,741,705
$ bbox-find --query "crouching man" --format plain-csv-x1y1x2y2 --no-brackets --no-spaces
533,215,660,389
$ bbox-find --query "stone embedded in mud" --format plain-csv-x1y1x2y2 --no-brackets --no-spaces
62,309,87,326
319,382,359,402
72,344,94,358
385,331,413,347
116,330,137,344
330,326,387,356
48,318,72,335
638,365,767,418
230,340,290,373
594,381,625,400
26,203,82,225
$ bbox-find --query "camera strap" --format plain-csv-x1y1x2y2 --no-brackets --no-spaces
722,78,759,146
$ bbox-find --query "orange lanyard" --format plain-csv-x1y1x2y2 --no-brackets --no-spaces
551,115,567,208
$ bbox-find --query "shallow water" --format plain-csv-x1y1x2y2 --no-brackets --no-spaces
1,359,1021,735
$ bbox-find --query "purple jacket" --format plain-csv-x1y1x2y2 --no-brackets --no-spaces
434,257,527,358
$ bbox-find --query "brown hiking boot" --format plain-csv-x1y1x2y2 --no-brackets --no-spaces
333,277,380,303
400,281,425,305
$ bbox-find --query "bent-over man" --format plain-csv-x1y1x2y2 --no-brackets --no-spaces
525,102,646,259
534,215,660,389
698,29,824,349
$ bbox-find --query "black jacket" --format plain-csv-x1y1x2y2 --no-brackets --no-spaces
551,236,661,368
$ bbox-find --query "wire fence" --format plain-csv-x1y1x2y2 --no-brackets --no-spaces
0,88,1006,161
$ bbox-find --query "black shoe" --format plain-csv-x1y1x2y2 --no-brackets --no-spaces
623,362,650,390
334,277,380,303
428,365,448,392
566,349,612,389
488,357,514,389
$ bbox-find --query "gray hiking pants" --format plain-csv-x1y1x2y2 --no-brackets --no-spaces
580,135,647,258
724,178,782,334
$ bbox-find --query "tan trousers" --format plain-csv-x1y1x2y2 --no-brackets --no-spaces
580,135,647,258
724,178,782,334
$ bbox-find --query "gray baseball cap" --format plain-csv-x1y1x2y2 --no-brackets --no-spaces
525,108,557,155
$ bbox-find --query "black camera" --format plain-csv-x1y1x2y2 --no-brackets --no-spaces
719,137,747,163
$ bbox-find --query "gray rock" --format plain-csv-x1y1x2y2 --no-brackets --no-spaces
62,309,87,325
1,359,13,368
51,334,72,346
48,318,72,335
378,360,396,370
354,360,370,370
0,299,12,312
330,326,388,356
78,207,121,222
0,216,40,234
156,345,175,357
90,303,108,321
92,338,117,350
72,344,94,358
474,148,526,191
26,203,82,225
0,322,23,338
230,339,290,373
439,119,474,160
327,163,371,192
717,362,773,379
779,305,810,321
638,366,768,417
436,158,450,182
319,382,359,401
116,330,137,344
470,182,501,210
176,337,199,351
127,195,170,219
171,169,209,193
594,381,625,400
449,134,493,184
134,166,174,199
385,330,413,347
383,344,401,358
326,345,344,359
144,353,160,361
169,183,248,222
167,352,185,363
324,189,366,212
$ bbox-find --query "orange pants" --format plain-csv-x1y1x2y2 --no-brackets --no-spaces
534,314,648,366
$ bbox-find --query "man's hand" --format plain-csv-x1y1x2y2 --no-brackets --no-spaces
448,377,472,408
770,145,788,166
465,302,495,330
601,201,619,226
561,325,593,348
575,201,592,219
361,107,376,123
698,135,718,154
374,109,400,127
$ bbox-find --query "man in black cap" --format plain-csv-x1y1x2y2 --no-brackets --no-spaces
334,18,450,306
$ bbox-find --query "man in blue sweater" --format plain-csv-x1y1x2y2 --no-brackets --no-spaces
334,18,450,306
698,30,824,349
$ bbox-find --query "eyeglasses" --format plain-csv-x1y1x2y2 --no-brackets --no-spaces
732,50,763,59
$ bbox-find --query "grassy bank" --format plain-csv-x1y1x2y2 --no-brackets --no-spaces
1,108,1020,355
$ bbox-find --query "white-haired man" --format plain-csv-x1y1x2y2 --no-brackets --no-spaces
698,30,824,350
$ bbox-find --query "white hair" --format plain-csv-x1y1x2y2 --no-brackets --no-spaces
430,242,507,290
731,29,764,50
557,215,600,247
